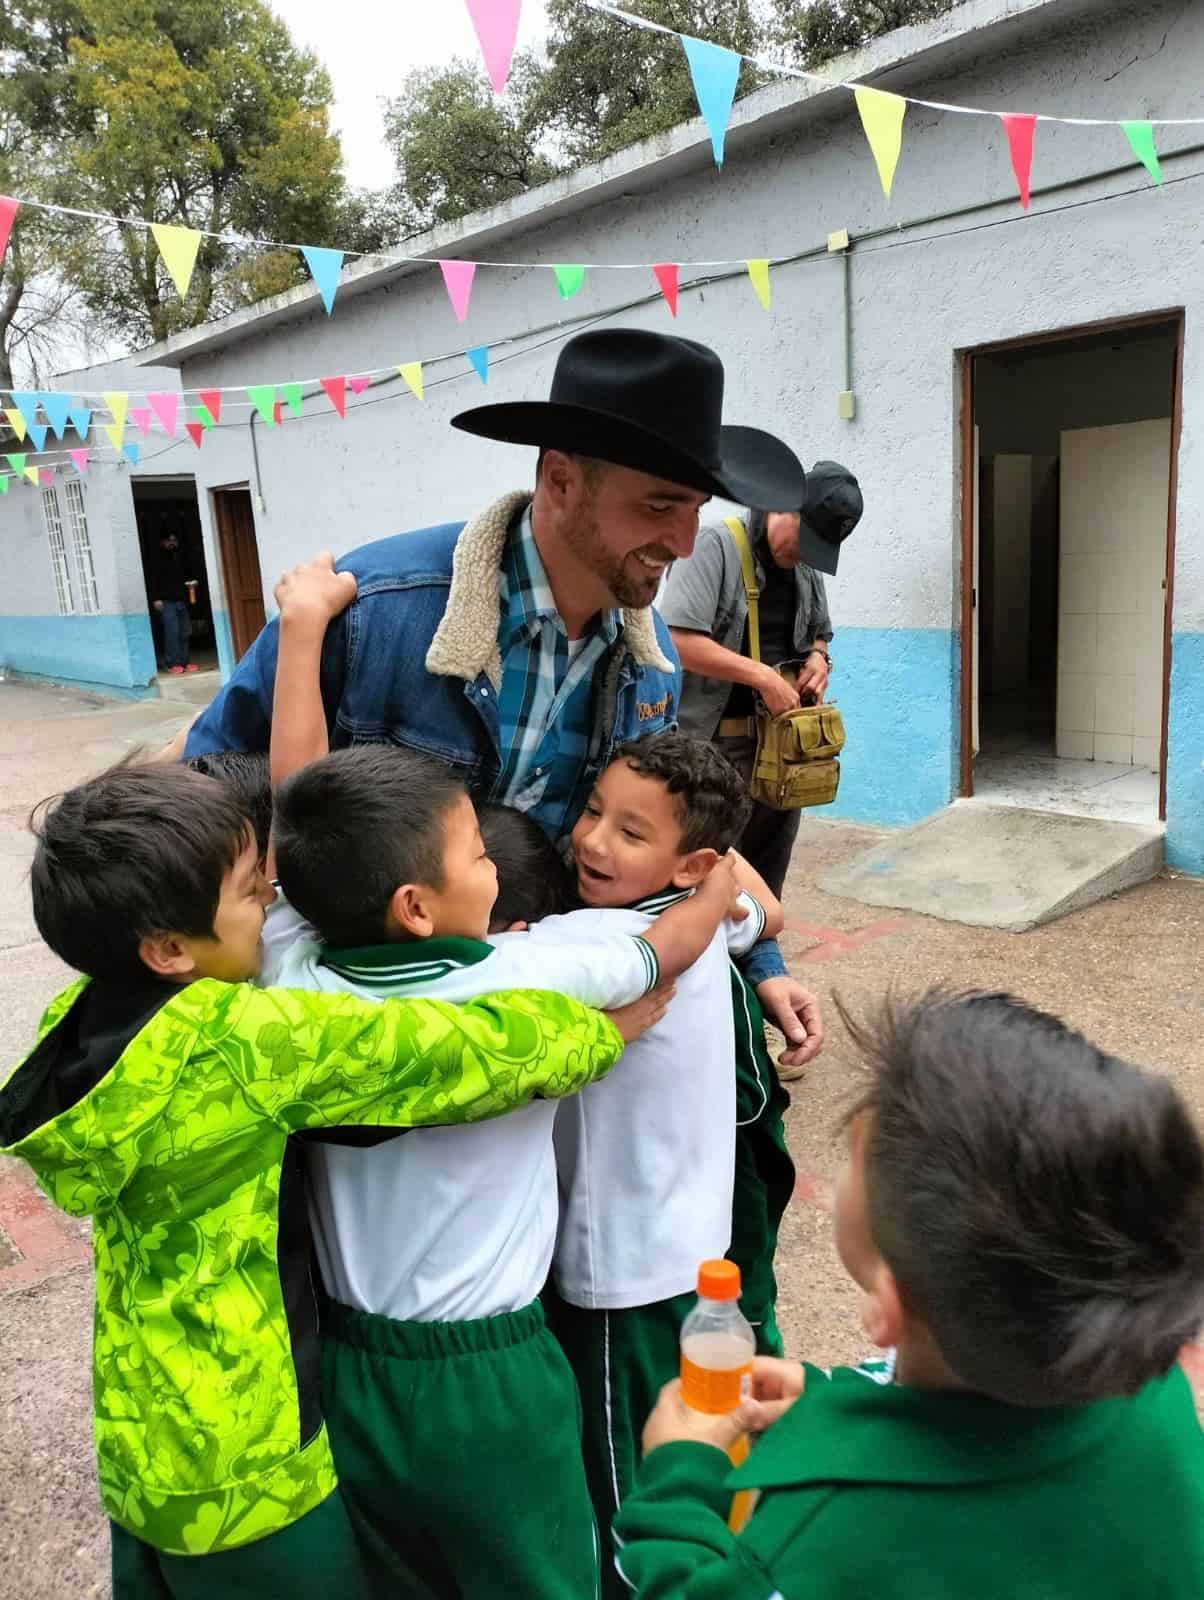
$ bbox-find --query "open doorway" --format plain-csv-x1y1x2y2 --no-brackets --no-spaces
961,315,1180,824
133,477,219,678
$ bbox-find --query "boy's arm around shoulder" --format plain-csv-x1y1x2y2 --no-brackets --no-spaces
207,981,625,1133
729,850,784,939
641,853,751,981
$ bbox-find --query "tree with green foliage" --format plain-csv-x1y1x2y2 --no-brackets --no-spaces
381,55,557,232
1,0,356,362
771,0,963,65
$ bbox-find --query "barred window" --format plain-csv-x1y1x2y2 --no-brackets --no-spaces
42,486,75,616
62,478,100,615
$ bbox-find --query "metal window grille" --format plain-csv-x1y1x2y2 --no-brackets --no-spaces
62,478,100,615
42,486,75,616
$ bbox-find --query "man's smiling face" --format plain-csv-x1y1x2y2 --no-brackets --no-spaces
559,459,710,609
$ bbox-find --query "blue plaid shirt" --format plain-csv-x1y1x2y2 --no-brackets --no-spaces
496,506,620,836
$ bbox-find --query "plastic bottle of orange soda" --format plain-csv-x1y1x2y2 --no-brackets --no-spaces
679,1260,757,1532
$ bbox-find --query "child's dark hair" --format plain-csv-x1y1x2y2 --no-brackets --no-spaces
615,733,751,853
477,804,572,929
274,745,465,946
841,989,1204,1407
184,751,272,860
29,762,252,982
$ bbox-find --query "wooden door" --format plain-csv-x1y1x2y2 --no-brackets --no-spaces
213,489,266,661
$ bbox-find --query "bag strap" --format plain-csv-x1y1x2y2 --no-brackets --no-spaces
723,516,761,663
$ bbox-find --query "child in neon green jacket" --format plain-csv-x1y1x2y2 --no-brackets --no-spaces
615,991,1204,1599
0,760,632,1597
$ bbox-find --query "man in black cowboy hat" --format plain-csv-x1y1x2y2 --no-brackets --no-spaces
183,326,824,1056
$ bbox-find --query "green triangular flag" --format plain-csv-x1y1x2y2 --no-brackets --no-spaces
281,382,303,419
194,403,215,431
0,473,8,494
6,452,25,475
246,385,276,425
553,264,586,300
1123,121,1162,185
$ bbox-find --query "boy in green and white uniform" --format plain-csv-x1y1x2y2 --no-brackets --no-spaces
534,733,783,1596
616,991,1204,1598
259,555,757,1599
0,762,625,1600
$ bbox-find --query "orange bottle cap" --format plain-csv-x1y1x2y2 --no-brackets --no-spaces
697,1259,741,1300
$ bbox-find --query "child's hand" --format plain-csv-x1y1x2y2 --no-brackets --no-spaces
706,850,746,923
275,552,357,630
604,982,675,1044
641,1359,805,1458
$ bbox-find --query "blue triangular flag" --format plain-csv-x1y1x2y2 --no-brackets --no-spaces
69,405,92,440
681,34,742,166
9,392,40,432
301,246,345,316
467,345,489,384
38,392,72,439
123,443,140,465
28,422,48,452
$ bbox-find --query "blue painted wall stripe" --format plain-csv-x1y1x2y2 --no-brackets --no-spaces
823,627,959,828
0,613,156,691
1166,631,1204,876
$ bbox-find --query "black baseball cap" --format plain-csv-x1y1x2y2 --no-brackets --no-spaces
796,460,863,576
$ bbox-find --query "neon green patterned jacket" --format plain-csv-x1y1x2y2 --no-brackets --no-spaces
0,973,622,1557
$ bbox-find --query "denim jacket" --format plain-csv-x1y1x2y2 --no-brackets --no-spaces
185,492,786,983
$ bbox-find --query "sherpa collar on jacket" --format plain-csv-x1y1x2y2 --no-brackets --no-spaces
425,490,673,689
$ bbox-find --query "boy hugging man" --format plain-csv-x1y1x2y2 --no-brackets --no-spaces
258,556,768,1599
616,991,1204,1599
0,765,629,1598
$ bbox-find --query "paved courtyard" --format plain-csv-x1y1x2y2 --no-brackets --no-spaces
0,678,1201,1599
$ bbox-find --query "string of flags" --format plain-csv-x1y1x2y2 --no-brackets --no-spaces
0,339,508,487
0,0,1184,342
583,0,1180,206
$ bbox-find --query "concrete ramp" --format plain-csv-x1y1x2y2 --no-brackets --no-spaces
820,803,1164,931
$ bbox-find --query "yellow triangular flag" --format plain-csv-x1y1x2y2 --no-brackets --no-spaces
103,391,129,433
747,259,771,311
398,362,424,401
103,419,125,451
5,407,27,441
150,222,202,300
854,86,907,199
24,465,40,486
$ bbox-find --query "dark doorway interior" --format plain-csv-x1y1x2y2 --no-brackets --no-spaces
132,478,217,673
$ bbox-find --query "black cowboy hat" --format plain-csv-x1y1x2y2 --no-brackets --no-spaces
795,460,864,577
452,327,806,510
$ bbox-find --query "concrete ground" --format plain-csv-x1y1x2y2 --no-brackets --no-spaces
1,679,1202,1598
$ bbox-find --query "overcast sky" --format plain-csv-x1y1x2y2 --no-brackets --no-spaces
271,0,551,189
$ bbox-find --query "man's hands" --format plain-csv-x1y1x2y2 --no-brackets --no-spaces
756,976,824,1070
642,1358,806,1457
275,551,357,630
757,663,801,718
795,650,830,702
605,983,675,1044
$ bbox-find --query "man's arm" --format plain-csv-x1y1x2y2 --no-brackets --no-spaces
670,629,799,718
181,607,350,759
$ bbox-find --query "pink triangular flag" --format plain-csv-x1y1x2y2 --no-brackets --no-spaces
69,448,88,474
464,0,522,96
321,376,347,417
439,259,477,323
185,422,204,449
147,392,178,436
1000,113,1037,209
130,406,153,438
347,374,371,395
654,263,679,317
199,388,222,425
0,197,17,269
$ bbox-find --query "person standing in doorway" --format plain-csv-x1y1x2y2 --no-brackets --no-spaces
150,529,197,674
661,462,864,905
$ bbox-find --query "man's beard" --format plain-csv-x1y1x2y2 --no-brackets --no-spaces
563,501,664,610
